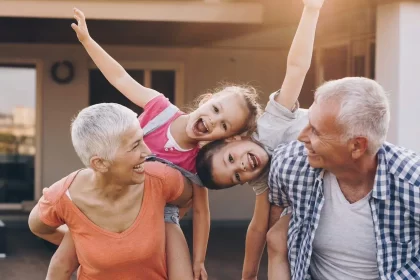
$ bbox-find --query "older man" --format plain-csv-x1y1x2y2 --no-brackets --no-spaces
267,77,420,280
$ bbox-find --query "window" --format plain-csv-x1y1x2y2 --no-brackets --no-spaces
0,65,37,204
89,64,180,115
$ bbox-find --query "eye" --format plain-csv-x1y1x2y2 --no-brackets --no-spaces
235,172,241,183
228,154,234,163
213,105,219,113
222,122,227,131
131,140,142,151
311,127,318,136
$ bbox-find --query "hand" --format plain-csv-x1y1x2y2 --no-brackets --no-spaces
303,0,325,9
71,8,90,43
193,262,208,280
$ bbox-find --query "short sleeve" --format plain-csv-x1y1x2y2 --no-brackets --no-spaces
252,180,269,196
38,180,68,228
163,165,185,203
138,94,174,128
252,90,308,155
268,145,290,207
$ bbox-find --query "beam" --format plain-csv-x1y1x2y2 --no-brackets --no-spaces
0,0,264,24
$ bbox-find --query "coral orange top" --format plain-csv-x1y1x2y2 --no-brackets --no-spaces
38,162,184,280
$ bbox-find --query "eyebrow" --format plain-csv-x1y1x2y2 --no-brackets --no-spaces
310,121,320,133
132,135,143,146
217,102,224,113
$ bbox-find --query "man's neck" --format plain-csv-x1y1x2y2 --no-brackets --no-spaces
328,155,378,202
331,154,377,186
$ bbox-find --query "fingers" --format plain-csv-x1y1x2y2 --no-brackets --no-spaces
201,270,208,280
73,7,85,21
70,23,78,31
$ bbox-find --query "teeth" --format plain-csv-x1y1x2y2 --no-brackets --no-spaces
202,119,209,132
248,153,257,169
133,163,144,172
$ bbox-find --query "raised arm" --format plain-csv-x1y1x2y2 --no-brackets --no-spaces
275,0,325,110
71,8,159,108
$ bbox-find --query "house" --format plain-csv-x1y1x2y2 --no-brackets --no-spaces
0,0,419,222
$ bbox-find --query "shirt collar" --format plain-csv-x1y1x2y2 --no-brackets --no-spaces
371,146,390,201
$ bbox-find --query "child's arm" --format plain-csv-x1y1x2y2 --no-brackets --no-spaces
192,185,210,280
46,232,79,280
275,0,325,110
71,8,159,108
267,207,291,280
241,191,270,280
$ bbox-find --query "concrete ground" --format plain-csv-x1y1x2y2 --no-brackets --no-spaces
0,221,268,280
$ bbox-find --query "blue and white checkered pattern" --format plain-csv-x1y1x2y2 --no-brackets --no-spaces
269,141,420,280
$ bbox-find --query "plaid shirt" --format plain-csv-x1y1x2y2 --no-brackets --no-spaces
269,140,420,280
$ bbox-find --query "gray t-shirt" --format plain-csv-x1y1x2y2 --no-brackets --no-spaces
310,172,379,280
250,90,308,195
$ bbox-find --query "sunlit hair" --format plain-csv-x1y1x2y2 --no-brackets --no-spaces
315,77,390,154
71,103,138,167
192,84,263,135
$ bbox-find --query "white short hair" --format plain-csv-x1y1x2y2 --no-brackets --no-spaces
315,77,390,154
71,103,138,167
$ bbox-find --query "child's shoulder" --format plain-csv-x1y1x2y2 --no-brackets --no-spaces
139,94,182,128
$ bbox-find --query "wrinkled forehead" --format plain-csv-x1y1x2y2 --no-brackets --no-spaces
120,122,144,146
309,100,342,132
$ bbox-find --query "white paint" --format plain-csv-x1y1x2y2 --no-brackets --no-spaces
0,0,263,24
0,43,285,220
376,2,420,152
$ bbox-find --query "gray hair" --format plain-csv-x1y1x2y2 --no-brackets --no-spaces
315,77,390,154
71,103,138,167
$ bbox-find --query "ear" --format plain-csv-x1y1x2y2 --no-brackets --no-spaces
198,93,213,106
225,135,243,142
350,137,368,159
90,156,110,173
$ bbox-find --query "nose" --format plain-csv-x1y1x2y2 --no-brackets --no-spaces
298,124,310,143
140,143,152,158
239,161,247,171
211,114,223,127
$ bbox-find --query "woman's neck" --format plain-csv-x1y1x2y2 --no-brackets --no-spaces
90,170,139,201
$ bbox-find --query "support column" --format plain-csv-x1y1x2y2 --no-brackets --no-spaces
376,1,420,152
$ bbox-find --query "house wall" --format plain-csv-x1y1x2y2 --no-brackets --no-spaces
0,43,287,220
0,0,381,220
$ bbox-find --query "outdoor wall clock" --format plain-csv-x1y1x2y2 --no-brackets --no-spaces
51,60,75,84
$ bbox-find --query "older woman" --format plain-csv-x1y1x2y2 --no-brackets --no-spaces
28,103,192,279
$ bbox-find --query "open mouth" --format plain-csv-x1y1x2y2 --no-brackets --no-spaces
247,153,260,170
193,118,210,135
305,146,316,156
133,163,145,174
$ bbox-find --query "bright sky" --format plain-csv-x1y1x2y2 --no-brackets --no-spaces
0,66,36,114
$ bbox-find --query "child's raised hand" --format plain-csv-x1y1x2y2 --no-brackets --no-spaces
71,8,90,43
303,0,325,9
